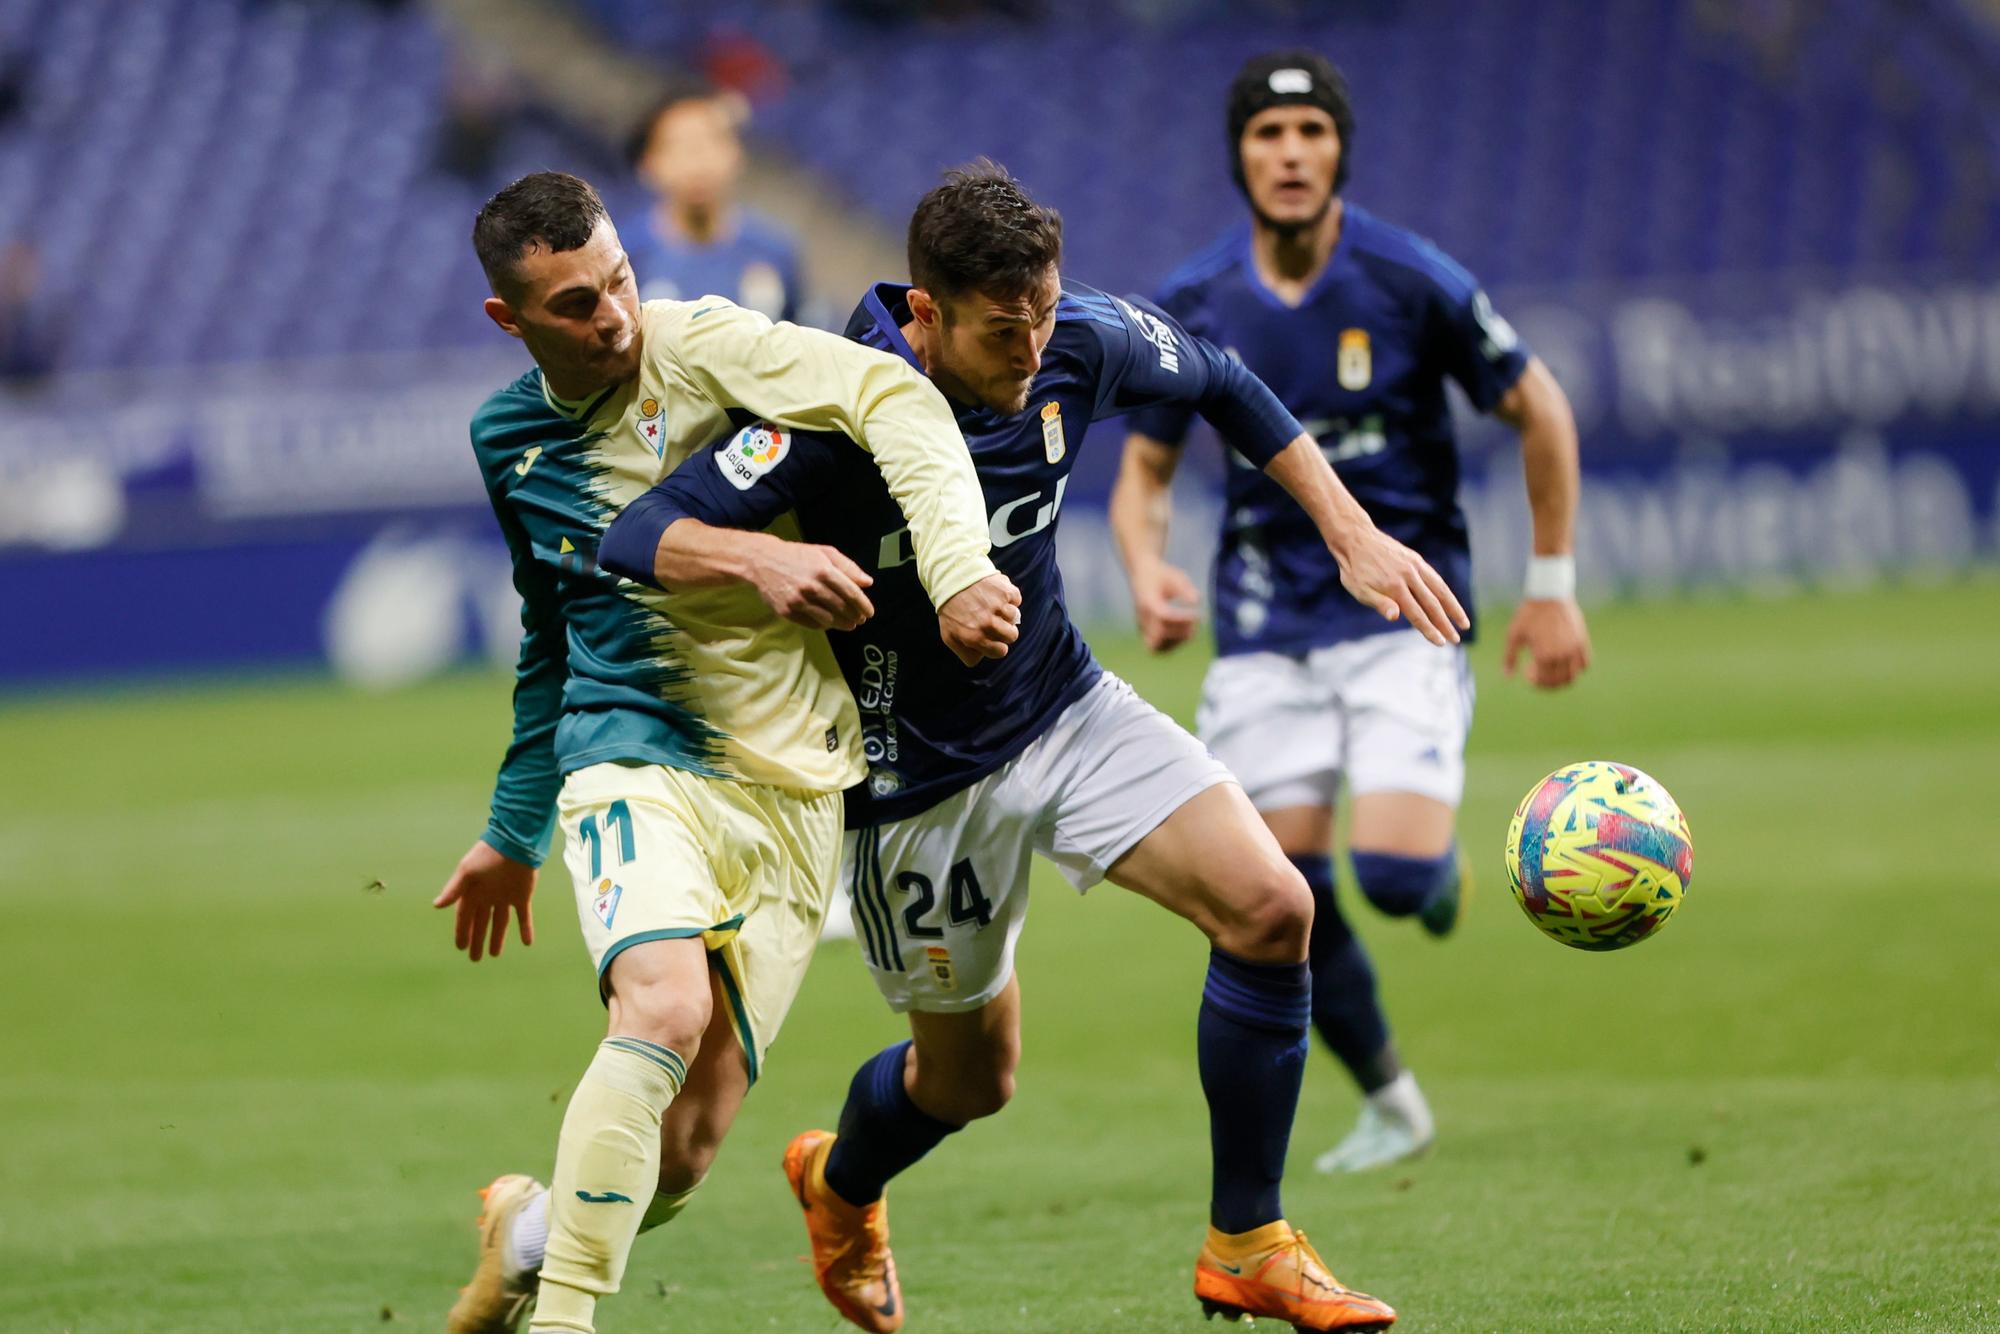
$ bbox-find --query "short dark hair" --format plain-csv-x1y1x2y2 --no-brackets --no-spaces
907,159,1063,306
472,171,609,295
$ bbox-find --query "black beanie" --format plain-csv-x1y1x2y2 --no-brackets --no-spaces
1226,49,1355,196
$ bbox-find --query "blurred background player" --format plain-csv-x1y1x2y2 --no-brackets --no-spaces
600,161,1460,1332
626,86,803,323
1112,50,1591,1174
437,171,1016,1334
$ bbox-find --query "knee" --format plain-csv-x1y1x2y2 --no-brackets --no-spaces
1350,850,1453,919
1207,859,1313,963
948,1067,1016,1122
612,980,711,1056
911,1046,1017,1124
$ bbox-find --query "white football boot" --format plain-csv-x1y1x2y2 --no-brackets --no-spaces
1314,1072,1435,1174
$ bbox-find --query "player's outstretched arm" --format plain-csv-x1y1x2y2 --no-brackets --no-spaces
1110,431,1200,654
593,440,877,631
654,517,876,632
1493,357,1592,688
666,302,999,613
442,494,565,961
1264,433,1470,647
433,839,537,963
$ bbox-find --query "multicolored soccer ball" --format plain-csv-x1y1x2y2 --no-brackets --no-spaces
1505,761,1693,951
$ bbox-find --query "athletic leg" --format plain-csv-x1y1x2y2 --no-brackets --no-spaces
1105,782,1312,1235
1053,678,1390,1330
498,958,743,1295
1344,631,1475,937
531,937,707,1333
1315,632,1475,1169
495,767,837,1333
822,977,1021,1206
1350,791,1461,934
788,777,1036,1333
1197,653,1406,1100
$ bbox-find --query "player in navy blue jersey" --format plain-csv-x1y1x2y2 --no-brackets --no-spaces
627,88,802,323
599,162,1459,1332
1113,51,1593,1175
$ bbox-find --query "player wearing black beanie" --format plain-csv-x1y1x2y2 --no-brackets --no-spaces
1227,49,1357,198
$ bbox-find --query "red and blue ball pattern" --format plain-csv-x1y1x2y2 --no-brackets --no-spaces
1505,761,1693,951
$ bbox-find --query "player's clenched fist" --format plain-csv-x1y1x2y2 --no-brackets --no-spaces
747,541,876,631
938,571,1023,665
1503,596,1592,689
1129,560,1201,654
1332,526,1470,647
432,839,537,962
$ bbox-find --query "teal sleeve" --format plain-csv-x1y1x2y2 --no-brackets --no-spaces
479,493,567,868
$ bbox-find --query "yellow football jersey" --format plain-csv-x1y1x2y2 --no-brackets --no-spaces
472,298,995,863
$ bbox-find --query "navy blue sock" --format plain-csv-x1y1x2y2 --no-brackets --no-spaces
1350,849,1454,918
1198,948,1310,1234
1293,854,1396,1093
823,1041,958,1207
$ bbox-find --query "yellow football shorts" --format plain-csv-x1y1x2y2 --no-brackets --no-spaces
556,760,842,1083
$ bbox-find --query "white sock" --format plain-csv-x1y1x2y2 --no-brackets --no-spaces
507,1187,550,1276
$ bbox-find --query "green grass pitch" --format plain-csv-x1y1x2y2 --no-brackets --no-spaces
5,579,1998,1332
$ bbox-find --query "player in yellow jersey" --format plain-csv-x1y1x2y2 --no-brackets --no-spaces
431,172,1020,1334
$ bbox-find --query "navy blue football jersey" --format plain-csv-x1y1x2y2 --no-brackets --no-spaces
601,279,1302,826
626,209,802,324
1129,203,1530,656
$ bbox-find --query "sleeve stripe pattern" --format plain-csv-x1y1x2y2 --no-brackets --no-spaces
1057,288,1125,330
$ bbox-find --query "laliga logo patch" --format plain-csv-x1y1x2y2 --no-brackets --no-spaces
591,878,623,930
1338,328,1372,391
635,396,666,458
719,422,789,490
1039,400,1066,464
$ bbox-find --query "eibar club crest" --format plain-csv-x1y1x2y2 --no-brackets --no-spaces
1338,328,1372,391
1039,400,1066,464
592,878,623,930
635,396,666,457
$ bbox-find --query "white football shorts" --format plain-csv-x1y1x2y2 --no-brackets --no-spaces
842,671,1234,1013
1197,628,1474,813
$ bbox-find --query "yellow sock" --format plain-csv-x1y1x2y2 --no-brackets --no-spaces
638,1177,704,1235
529,1037,686,1334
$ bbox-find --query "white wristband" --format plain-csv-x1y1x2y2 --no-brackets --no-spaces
1523,554,1576,601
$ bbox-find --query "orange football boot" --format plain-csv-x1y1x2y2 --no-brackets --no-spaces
782,1129,903,1332
1195,1219,1396,1331
445,1173,543,1334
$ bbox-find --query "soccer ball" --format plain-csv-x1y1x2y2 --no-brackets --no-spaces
1505,761,1692,951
